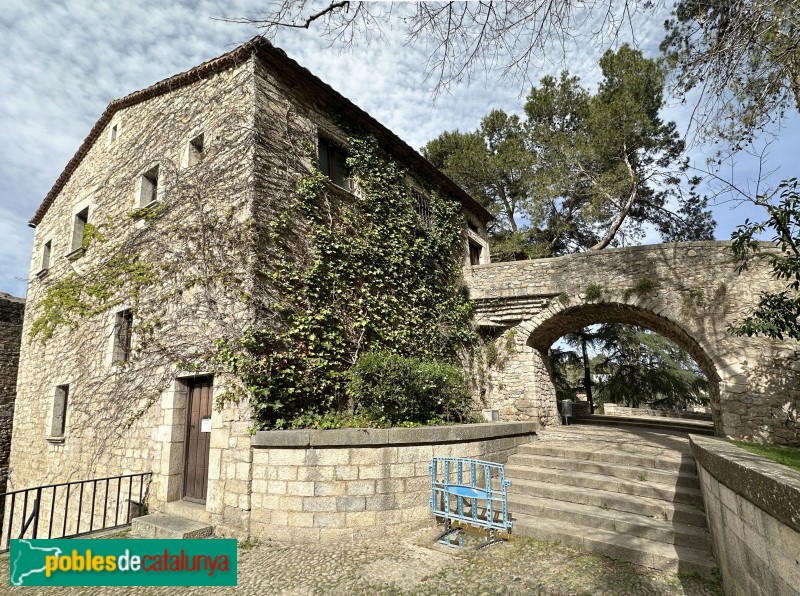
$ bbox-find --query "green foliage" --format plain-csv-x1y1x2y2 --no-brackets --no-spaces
423,45,715,261
216,134,475,428
731,441,800,472
551,324,709,410
624,278,659,300
347,351,473,426
662,0,800,148
730,178,800,340
584,284,603,301
30,232,156,343
557,292,570,306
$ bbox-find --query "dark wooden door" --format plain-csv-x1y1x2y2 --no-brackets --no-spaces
183,377,212,503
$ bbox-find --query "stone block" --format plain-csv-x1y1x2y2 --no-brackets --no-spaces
297,466,335,481
307,448,349,466
251,430,310,448
302,497,337,512
334,465,359,480
313,512,346,528
345,480,375,496
358,465,390,480
314,481,345,497
335,496,366,512
287,511,315,528
308,428,388,447
269,449,307,466
345,510,376,528
286,481,315,496
364,494,395,511
349,447,397,465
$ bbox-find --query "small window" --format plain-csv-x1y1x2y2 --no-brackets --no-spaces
468,240,483,266
413,190,432,227
40,240,52,272
110,124,118,143
71,207,89,253
318,138,351,191
139,166,159,207
188,133,205,166
51,384,69,438
467,220,479,233
113,309,134,363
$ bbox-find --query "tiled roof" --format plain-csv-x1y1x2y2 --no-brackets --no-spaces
30,36,491,227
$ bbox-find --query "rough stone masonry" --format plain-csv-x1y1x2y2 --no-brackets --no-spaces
0,292,24,495
465,241,800,446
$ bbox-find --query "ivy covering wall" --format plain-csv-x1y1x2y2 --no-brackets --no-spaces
30,132,477,430
217,135,476,428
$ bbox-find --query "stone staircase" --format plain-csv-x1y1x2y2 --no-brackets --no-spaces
505,426,716,576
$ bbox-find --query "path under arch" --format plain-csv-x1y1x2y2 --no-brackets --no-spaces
465,241,799,445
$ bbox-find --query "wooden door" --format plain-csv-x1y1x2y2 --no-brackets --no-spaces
183,377,212,503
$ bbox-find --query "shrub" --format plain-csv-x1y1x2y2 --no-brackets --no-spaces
347,351,473,425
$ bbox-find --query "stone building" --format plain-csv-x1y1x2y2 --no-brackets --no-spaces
9,37,492,538
0,293,24,495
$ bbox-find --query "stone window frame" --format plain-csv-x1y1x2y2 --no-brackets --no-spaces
36,239,52,279
465,228,489,267
181,128,207,169
66,197,94,260
318,136,353,192
135,163,162,208
107,306,135,367
107,117,121,147
46,383,70,444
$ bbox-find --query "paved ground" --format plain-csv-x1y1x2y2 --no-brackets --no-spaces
3,526,722,595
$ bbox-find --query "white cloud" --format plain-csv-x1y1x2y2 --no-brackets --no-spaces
1,0,798,297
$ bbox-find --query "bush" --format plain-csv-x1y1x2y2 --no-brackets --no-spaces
347,351,473,425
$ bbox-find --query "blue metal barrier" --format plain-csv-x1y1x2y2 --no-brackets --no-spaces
429,457,511,548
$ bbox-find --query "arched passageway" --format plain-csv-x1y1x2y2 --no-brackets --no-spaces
525,302,720,432
466,241,799,445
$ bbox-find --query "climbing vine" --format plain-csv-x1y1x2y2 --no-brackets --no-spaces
216,134,475,428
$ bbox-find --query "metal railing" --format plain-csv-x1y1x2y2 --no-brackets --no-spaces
0,472,151,553
429,457,511,549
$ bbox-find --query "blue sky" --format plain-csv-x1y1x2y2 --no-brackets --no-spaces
1,1,798,298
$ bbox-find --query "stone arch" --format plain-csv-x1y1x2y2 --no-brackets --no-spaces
468,241,799,445
519,300,723,434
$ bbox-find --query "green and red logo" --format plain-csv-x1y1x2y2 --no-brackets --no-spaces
10,538,237,586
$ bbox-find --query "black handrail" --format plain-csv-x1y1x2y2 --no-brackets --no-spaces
0,472,151,553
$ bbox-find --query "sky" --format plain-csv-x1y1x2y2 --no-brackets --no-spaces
1,0,798,298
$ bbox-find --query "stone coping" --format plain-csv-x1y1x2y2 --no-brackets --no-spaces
689,434,800,533
251,421,538,448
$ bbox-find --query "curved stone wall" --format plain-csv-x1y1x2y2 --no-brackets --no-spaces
247,421,536,543
690,435,800,595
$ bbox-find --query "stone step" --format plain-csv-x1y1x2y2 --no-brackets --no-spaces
508,492,711,552
505,463,703,505
511,515,716,577
516,443,697,474
507,478,707,527
506,453,700,488
130,512,213,539
573,416,715,436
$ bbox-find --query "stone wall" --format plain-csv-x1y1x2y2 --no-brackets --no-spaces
0,293,24,493
690,435,800,595
465,241,800,445
10,55,258,499
247,422,536,543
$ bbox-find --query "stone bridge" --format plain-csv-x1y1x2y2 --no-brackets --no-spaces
464,241,799,446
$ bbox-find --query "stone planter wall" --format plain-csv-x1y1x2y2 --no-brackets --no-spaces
690,435,800,596
248,421,537,543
